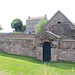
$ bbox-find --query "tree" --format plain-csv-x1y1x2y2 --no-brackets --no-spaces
0,25,3,30
35,19,48,34
22,25,26,32
11,18,23,32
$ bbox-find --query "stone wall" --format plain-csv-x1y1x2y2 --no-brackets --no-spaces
58,40,75,62
0,37,43,60
0,33,75,62
51,48,58,61
0,33,42,61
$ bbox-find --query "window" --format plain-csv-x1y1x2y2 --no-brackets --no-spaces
27,25,29,28
33,25,35,28
37,21,39,23
27,21,29,23
27,29,29,32
30,29,32,32
30,25,32,28
30,21,32,23
33,21,35,23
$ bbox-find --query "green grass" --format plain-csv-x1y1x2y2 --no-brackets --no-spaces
0,51,75,75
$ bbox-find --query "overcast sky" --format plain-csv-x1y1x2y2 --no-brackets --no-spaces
0,0,75,32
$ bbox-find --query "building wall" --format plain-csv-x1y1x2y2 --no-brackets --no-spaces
26,15,47,34
26,19,40,34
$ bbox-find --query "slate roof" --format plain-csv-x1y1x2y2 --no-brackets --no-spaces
43,10,75,39
43,10,75,30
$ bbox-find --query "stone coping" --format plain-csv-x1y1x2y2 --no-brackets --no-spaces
13,38,36,40
0,38,36,40
62,39,75,41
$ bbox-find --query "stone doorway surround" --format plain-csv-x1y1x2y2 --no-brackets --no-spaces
36,31,60,61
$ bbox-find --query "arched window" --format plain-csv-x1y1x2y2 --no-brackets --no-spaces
57,22,61,24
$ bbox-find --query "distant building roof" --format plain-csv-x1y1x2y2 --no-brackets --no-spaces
27,15,47,20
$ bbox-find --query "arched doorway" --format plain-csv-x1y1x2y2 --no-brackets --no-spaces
43,42,51,62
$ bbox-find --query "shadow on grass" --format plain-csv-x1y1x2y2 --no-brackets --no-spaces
0,51,75,70
49,60,75,70
0,51,44,65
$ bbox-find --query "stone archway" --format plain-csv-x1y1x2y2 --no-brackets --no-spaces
36,31,60,61
43,42,51,62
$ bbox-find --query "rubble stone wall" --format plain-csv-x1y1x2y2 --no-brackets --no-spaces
0,33,75,62
0,34,42,61
58,40,75,62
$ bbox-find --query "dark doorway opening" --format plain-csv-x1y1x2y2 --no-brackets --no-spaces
57,21,61,24
43,42,51,62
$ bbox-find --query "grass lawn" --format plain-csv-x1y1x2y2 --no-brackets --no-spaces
0,51,75,75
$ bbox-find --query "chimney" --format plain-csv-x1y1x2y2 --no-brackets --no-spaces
45,14,47,20
28,16,30,19
45,14,46,17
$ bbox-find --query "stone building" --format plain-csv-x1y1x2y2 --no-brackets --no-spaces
25,15,47,34
0,10,75,62
36,10,75,62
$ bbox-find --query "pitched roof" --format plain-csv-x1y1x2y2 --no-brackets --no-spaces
43,10,75,30
43,10,75,39
27,16,45,20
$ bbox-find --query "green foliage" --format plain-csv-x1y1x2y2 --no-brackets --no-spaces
22,25,26,32
35,19,48,34
0,25,3,30
0,51,75,75
11,18,23,32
